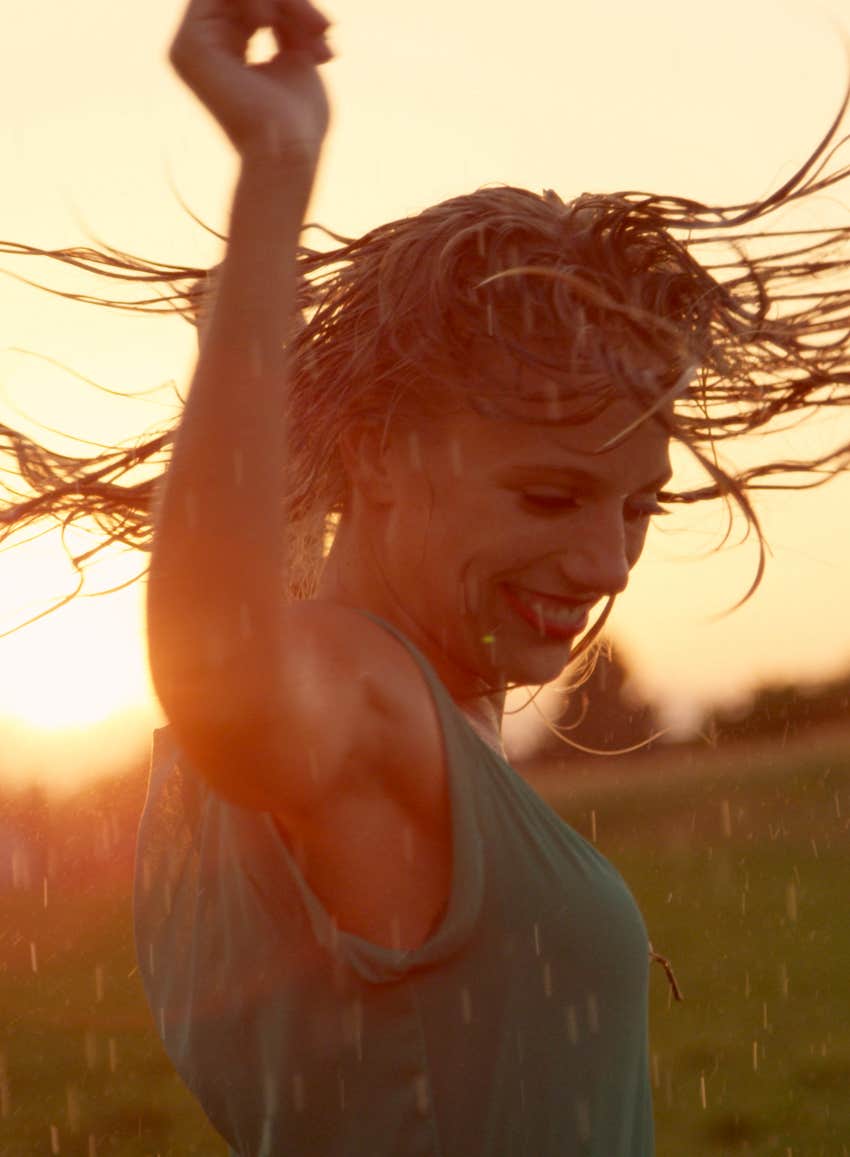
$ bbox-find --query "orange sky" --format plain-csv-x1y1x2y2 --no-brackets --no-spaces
2,0,850,792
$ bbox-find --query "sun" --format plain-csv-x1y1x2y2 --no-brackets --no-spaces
0,530,152,734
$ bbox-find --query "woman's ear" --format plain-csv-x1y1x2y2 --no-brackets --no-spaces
337,416,398,506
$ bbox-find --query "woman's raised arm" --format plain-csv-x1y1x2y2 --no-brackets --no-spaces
146,0,338,811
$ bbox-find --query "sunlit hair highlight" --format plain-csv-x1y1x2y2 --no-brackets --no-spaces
3,85,850,671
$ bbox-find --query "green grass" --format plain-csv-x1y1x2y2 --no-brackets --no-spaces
549,736,850,1157
1,736,848,1156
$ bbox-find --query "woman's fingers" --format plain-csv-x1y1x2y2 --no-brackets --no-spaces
269,0,332,57
273,0,331,35
169,0,332,159
171,0,331,70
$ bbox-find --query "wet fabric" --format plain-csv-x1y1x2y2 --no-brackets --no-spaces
134,610,656,1156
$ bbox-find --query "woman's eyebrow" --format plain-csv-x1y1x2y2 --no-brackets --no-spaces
507,463,674,491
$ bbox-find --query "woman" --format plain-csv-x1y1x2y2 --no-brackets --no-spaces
4,0,850,1153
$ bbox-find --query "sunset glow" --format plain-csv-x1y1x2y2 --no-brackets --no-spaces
2,0,850,790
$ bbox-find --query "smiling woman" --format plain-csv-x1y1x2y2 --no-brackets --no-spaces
3,0,850,1152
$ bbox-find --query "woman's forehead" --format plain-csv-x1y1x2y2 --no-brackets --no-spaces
435,402,673,488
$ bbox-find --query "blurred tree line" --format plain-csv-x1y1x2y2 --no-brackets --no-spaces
528,640,850,763
2,643,850,884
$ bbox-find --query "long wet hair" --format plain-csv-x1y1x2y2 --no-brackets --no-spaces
3,88,850,661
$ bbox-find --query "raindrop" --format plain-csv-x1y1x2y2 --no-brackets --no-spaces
84,1031,97,1071
834,791,842,819
43,876,48,908
402,824,414,865
204,630,225,669
752,1040,759,1072
249,337,265,378
574,1096,591,1141
50,1124,60,1154
586,992,599,1034
811,837,819,860
590,810,597,843
337,1069,346,1111
779,962,789,999
407,430,422,471
460,986,473,1024
87,1136,97,1157
414,1073,429,1115
565,1005,579,1045
0,1052,10,1118
183,491,198,531
785,880,798,922
307,748,320,785
66,1084,80,1133
721,799,732,837
292,1072,305,1113
532,922,541,956
449,439,463,478
352,999,363,1062
542,960,553,998
699,1072,707,1109
29,941,37,973
258,1115,273,1157
762,1002,770,1030
521,292,534,335
263,1069,277,1115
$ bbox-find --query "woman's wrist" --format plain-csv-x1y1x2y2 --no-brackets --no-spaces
238,136,322,183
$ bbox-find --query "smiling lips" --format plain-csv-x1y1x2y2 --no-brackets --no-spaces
503,584,591,640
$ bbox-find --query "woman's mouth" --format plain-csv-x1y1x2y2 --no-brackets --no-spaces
502,585,590,641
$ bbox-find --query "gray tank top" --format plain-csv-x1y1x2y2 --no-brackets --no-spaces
134,610,664,1155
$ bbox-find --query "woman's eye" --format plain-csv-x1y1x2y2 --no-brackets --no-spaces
519,492,671,518
520,493,580,512
625,499,670,521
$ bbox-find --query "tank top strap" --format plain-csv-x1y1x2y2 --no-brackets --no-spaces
354,608,476,749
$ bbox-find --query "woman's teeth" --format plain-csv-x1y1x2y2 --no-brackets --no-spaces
510,587,587,631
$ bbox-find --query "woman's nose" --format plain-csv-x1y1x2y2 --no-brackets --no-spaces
556,508,631,597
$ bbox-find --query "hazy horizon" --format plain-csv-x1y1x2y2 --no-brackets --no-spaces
2,0,850,791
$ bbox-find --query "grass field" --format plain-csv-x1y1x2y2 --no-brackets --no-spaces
1,732,848,1156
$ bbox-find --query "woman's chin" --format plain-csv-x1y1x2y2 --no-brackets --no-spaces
485,632,577,687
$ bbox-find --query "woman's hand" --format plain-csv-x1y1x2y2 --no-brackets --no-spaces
169,0,332,167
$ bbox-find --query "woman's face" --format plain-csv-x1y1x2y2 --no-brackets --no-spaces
338,357,674,694
373,404,671,690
